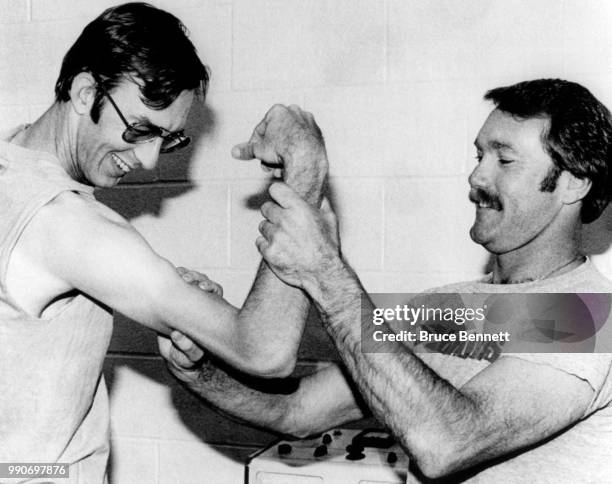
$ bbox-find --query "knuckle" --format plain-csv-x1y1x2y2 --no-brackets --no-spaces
258,219,267,234
269,104,287,115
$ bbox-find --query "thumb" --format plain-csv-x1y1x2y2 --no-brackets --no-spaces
231,142,256,160
232,142,283,165
157,334,172,359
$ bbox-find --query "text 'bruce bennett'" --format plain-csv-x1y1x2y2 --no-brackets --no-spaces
372,330,511,343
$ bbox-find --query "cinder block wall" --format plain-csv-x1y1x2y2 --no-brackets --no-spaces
3,1,612,482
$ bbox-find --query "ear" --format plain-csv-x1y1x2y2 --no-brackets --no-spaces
69,72,97,116
559,171,592,206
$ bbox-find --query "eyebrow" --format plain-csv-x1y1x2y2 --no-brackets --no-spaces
473,139,518,153
132,115,182,135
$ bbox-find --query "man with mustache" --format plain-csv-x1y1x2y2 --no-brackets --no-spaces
162,79,612,482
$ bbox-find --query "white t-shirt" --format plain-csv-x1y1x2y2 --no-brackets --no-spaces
409,259,612,483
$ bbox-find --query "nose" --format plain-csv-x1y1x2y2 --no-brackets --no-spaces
468,155,495,190
132,138,163,171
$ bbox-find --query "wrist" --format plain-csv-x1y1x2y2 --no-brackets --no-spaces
284,153,328,206
301,253,347,303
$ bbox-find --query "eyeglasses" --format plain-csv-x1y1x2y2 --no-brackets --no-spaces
97,82,190,154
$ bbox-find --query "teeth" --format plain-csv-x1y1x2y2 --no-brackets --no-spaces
112,153,130,173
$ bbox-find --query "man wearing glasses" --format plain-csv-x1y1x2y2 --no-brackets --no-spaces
0,3,324,481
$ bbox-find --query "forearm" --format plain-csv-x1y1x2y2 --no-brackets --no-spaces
233,152,328,376
303,259,485,477
182,361,365,438
236,262,310,377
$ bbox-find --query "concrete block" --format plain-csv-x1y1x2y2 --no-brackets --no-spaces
305,82,468,178
328,177,384,270
173,4,233,94
0,0,28,24
563,0,612,77
232,0,385,90
96,182,229,269
382,82,468,177
0,106,31,131
158,441,255,484
303,86,393,178
108,437,157,484
388,0,564,82
108,312,159,355
229,179,270,269
0,20,80,105
104,356,282,444
384,177,488,273
30,0,118,21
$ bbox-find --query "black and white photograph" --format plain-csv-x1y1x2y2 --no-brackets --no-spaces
1,1,612,483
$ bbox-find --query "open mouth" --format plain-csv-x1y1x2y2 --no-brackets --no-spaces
476,201,496,209
469,189,502,211
111,153,131,174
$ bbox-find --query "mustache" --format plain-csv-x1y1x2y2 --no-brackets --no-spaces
469,188,502,210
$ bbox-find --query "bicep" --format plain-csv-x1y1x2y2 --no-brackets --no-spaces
38,196,240,341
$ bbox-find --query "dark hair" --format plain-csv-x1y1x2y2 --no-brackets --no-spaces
485,79,612,223
55,2,209,122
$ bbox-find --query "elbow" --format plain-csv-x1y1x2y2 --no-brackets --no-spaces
399,432,464,480
242,352,297,379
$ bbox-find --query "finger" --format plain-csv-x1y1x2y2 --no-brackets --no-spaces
171,331,205,362
255,235,270,256
268,182,303,209
287,104,305,118
231,115,269,160
182,270,195,283
198,279,223,296
232,142,282,165
157,334,172,359
261,201,282,223
231,142,256,160
258,219,276,240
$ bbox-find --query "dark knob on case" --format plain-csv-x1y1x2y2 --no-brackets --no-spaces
387,451,398,464
345,443,365,461
322,433,332,445
333,429,342,436
314,444,328,457
278,443,292,455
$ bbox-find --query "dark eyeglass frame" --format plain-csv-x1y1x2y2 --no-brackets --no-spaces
96,81,190,154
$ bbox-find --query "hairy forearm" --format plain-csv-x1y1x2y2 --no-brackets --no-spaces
180,360,366,438
304,259,485,477
185,360,301,435
284,152,328,206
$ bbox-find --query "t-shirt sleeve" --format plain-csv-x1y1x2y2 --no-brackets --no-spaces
501,353,612,413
